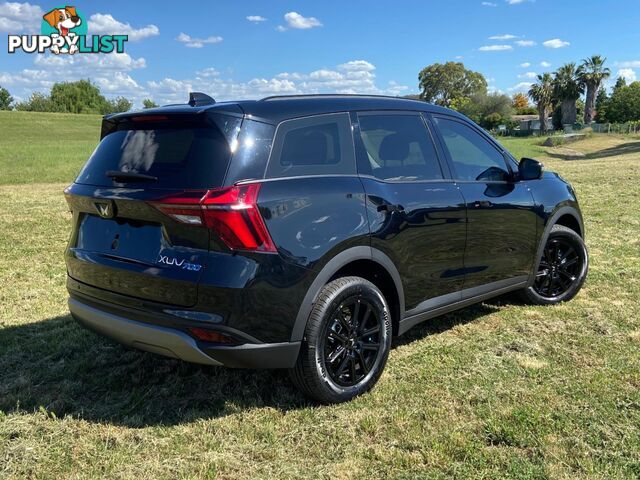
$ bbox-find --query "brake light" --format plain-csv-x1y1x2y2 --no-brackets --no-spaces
150,184,276,253
130,115,168,122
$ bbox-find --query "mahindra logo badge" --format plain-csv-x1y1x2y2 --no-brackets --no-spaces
94,201,115,218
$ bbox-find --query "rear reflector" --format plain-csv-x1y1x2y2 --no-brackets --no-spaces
187,327,236,344
150,184,276,253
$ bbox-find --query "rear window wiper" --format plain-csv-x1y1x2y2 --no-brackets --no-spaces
106,170,158,182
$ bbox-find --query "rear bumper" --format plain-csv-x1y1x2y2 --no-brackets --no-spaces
69,297,300,368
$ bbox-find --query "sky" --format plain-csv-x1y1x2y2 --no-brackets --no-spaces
1,0,640,107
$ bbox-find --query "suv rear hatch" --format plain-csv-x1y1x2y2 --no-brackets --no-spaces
65,109,244,307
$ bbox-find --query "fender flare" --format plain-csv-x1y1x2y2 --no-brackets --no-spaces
528,206,584,286
290,246,404,342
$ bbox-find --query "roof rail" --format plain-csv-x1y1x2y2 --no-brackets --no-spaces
188,92,216,107
259,93,410,102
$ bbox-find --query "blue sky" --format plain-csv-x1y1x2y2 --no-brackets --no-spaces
2,0,640,106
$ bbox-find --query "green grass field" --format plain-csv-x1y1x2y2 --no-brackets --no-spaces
1,111,639,479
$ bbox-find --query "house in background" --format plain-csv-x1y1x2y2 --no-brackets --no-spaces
513,114,553,133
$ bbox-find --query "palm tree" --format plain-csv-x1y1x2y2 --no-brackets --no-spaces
528,73,554,134
578,55,611,124
553,63,585,126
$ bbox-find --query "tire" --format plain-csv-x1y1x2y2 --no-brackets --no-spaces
290,276,392,404
520,224,588,305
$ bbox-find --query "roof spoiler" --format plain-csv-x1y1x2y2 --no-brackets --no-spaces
188,92,216,107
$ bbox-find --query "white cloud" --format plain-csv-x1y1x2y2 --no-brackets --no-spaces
508,81,534,92
615,60,640,68
506,0,529,4
246,15,267,23
94,72,144,94
520,62,531,68
540,61,552,68
617,68,637,83
543,38,570,49
386,80,409,96
196,67,219,78
489,34,517,40
88,13,159,41
515,40,536,47
281,11,322,30
176,32,223,48
34,52,146,71
2,57,406,109
481,2,498,6
0,2,43,33
518,71,538,79
338,60,376,72
143,59,404,105
479,44,513,51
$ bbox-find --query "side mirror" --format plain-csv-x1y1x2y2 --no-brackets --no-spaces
518,157,543,180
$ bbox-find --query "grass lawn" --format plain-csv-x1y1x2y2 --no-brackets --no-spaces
0,111,639,479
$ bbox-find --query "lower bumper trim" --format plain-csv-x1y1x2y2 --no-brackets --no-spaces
69,298,300,369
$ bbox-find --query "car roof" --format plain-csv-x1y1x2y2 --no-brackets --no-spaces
110,95,466,125
232,95,464,124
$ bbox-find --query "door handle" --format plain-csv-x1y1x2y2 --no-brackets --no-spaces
473,200,493,208
377,203,405,213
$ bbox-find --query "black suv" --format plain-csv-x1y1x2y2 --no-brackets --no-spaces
65,93,588,403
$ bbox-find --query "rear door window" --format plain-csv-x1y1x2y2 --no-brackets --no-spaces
76,113,241,189
266,113,355,178
356,113,443,181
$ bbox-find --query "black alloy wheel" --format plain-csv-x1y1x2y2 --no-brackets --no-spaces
520,224,588,305
321,298,383,387
290,276,392,403
534,236,582,298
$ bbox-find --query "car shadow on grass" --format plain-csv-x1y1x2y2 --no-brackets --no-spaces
546,140,640,160
0,298,512,426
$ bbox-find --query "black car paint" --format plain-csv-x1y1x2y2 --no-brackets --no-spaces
65,96,584,367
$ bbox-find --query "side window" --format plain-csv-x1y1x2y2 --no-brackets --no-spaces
434,117,509,182
357,114,443,181
266,113,355,178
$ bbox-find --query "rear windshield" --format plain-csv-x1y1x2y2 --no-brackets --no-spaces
76,113,241,189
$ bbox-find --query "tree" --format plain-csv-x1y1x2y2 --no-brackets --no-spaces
578,55,611,124
613,77,627,91
15,92,54,112
606,81,640,123
418,62,487,107
457,92,514,129
103,96,133,114
528,73,554,134
512,93,529,110
50,80,107,113
143,98,158,109
0,86,14,110
553,63,585,126
594,87,609,123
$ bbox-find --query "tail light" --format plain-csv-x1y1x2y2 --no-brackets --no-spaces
150,183,276,253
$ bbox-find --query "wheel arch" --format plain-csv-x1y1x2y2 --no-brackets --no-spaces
528,206,584,286
290,246,405,342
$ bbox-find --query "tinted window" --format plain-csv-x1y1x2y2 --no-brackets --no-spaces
434,117,509,181
357,114,443,181
266,113,355,178
76,113,241,189
224,120,275,184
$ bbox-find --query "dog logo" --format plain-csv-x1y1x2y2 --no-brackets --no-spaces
42,6,83,54
7,6,127,55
